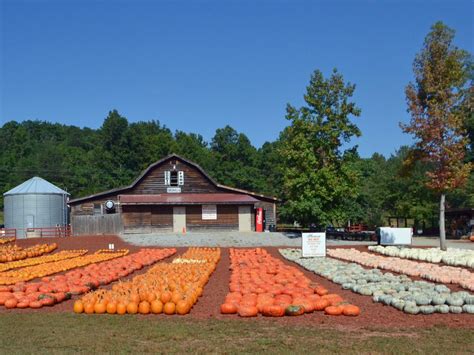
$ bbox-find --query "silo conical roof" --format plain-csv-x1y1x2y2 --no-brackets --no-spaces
3,177,69,196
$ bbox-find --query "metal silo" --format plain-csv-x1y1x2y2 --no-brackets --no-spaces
3,177,69,238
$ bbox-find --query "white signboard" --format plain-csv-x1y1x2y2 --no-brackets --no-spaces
202,205,217,220
167,187,181,193
302,232,326,257
379,227,412,245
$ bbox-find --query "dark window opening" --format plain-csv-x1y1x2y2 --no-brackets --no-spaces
93,204,102,215
170,171,178,186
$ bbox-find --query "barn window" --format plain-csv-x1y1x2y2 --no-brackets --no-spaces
165,170,183,186
170,171,178,186
93,203,102,215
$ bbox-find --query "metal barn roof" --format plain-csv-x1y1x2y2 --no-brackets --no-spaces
119,193,259,205
4,177,69,196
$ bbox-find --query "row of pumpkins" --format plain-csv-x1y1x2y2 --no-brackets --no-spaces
0,250,87,273
74,248,220,315
0,249,175,309
328,248,474,291
0,243,58,263
280,248,474,315
0,237,16,245
0,249,129,285
368,246,474,269
220,248,360,317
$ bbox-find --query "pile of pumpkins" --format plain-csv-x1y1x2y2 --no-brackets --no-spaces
74,247,219,315
368,246,474,269
0,248,175,309
0,249,87,272
328,248,474,291
0,243,57,263
280,248,474,315
220,248,360,317
0,237,16,245
0,249,129,285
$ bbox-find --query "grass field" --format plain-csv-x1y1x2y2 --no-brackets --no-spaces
0,211,3,225
0,313,473,354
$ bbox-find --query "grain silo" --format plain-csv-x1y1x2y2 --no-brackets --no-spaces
4,177,69,238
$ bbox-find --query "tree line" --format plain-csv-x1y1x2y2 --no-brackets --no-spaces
0,22,472,232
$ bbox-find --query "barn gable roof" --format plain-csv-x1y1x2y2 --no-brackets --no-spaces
69,154,278,204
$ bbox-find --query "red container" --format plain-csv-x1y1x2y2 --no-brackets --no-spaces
256,208,263,232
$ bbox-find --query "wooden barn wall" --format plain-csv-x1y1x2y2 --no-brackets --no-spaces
71,214,122,236
131,160,219,194
151,206,173,232
121,205,174,233
121,205,151,233
70,195,119,216
186,205,239,231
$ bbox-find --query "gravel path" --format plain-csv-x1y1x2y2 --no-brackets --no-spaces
120,232,474,249
121,231,304,247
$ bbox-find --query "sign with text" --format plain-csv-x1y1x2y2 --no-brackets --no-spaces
167,187,181,193
202,205,217,220
302,232,326,257
379,227,412,245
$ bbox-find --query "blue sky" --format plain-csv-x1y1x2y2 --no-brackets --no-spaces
1,0,472,157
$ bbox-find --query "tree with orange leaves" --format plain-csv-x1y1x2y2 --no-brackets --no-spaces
402,22,472,250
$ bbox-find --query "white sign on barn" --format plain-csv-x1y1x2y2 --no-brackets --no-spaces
302,232,326,257
202,205,217,220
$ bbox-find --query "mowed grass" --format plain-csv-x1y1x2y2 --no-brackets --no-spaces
0,313,473,354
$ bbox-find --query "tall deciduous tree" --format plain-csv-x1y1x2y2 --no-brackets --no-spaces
280,69,361,226
401,22,472,250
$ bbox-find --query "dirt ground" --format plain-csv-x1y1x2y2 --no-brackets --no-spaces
2,235,473,329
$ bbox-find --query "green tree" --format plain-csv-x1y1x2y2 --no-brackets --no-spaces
257,140,284,197
401,22,472,250
210,125,264,192
280,69,361,226
174,131,212,171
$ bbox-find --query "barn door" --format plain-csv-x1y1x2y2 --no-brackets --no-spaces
173,206,186,232
238,206,251,232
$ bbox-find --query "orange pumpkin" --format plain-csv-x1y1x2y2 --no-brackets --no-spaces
138,301,151,314
262,305,285,317
163,302,176,315
126,302,138,314
4,298,17,309
238,305,258,317
106,302,117,314
324,305,343,316
313,299,330,311
161,291,172,304
116,303,127,315
220,303,238,314
84,302,94,314
176,300,190,315
94,302,106,314
29,300,42,308
171,292,182,304
151,300,163,314
315,286,329,296
342,305,360,316
73,300,84,314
